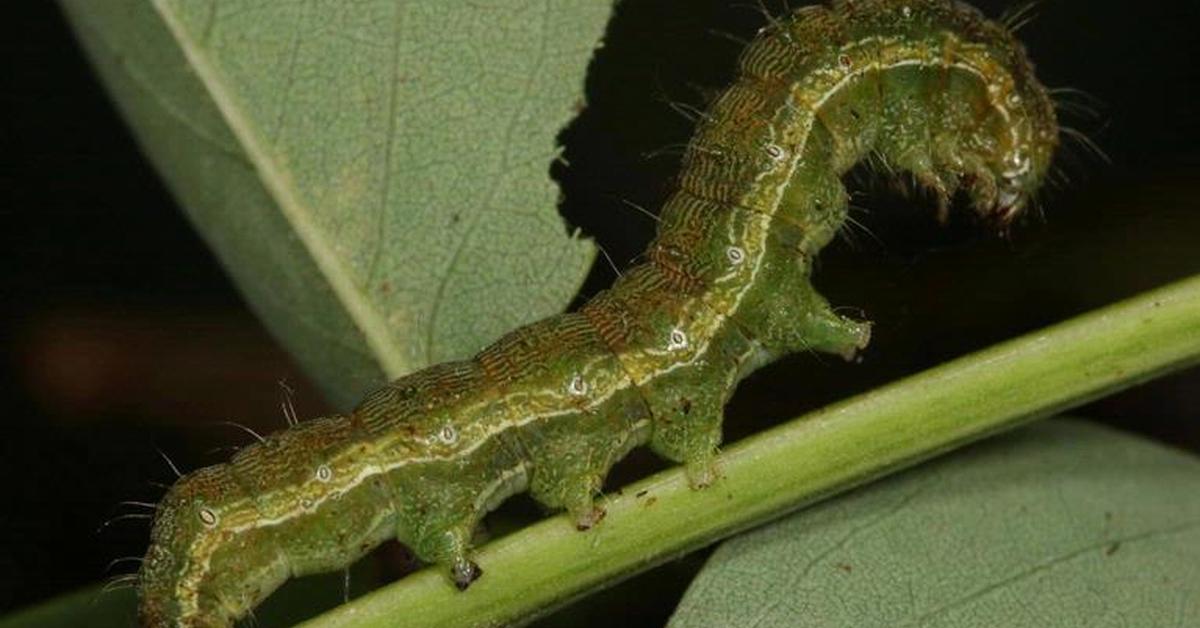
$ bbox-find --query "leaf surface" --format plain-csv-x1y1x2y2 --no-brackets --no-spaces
59,0,605,406
670,420,1200,628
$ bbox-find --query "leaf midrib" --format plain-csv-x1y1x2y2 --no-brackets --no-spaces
149,0,409,378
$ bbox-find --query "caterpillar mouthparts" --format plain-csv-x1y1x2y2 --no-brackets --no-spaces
136,1,1058,625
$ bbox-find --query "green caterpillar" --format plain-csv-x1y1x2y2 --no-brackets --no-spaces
137,1,1058,625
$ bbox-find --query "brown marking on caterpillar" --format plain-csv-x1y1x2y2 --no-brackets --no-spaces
137,1,1059,625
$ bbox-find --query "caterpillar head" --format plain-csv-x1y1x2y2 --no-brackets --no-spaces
913,79,1058,228
987,100,1057,225
962,67,1060,226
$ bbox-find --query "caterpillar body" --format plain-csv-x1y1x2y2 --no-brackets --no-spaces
138,1,1058,625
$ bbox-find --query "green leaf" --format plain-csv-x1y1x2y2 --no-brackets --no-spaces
58,0,604,407
669,420,1200,628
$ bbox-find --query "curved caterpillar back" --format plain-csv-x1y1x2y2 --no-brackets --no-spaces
137,1,1058,625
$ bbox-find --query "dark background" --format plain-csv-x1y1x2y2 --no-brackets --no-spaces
2,0,1197,625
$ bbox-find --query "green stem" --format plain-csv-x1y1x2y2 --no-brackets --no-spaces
302,275,1200,628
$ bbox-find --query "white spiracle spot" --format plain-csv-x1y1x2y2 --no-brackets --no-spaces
668,328,689,351
198,507,218,527
315,464,333,483
764,143,787,161
568,375,588,396
726,246,745,265
439,425,458,445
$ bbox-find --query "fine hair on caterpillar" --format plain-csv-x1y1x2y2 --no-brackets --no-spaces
136,1,1060,625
